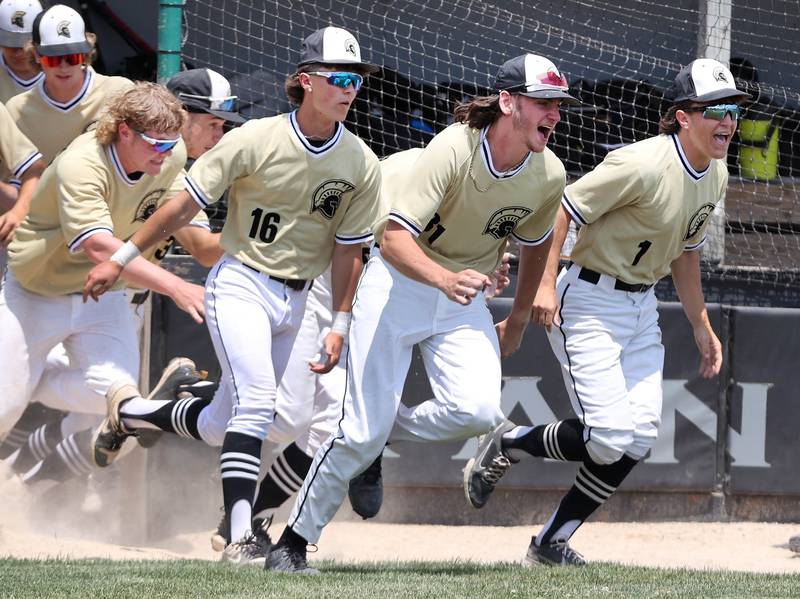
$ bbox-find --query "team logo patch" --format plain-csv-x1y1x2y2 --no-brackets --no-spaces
482,206,532,239
344,37,357,57
685,203,715,240
134,189,166,223
310,179,355,220
57,20,71,38
11,10,25,28
712,67,728,83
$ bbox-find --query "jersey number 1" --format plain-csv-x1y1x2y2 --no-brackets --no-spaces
249,208,280,243
632,240,652,266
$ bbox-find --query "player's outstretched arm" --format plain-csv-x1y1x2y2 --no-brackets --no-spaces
380,221,489,305
0,159,45,247
83,189,202,300
174,226,223,268
531,205,572,332
81,232,205,323
671,249,722,379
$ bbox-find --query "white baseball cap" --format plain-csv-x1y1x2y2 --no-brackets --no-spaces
0,0,42,48
494,54,580,105
298,26,379,74
668,58,751,104
32,4,92,57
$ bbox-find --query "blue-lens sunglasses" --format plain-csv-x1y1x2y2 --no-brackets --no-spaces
136,130,182,153
307,71,364,92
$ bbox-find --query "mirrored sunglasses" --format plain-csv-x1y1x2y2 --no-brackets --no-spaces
40,53,85,68
177,92,238,112
307,71,364,92
135,130,182,153
686,103,741,121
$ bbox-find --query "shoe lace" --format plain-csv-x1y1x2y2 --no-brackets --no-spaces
481,454,511,484
552,540,584,564
236,533,262,557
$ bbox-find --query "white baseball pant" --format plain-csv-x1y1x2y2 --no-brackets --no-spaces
288,249,504,543
547,263,664,464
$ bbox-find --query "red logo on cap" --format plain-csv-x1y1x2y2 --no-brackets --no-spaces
538,68,568,88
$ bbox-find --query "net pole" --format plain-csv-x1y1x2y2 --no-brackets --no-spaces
157,0,184,84
698,0,732,265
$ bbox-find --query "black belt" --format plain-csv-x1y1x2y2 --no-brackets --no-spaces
129,290,150,305
574,264,654,293
243,264,310,291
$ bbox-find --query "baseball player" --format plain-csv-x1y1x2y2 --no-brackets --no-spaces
83,26,382,565
0,83,206,448
5,4,132,167
5,69,244,485
265,53,576,574
0,0,43,104
463,58,745,566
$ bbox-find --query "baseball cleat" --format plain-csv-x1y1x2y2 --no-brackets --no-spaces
91,381,140,468
264,542,319,575
789,535,800,553
137,357,206,449
525,538,587,567
221,533,267,567
463,420,517,509
348,453,383,519
211,514,272,555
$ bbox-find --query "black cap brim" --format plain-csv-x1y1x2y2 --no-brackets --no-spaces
205,108,246,123
35,39,92,56
518,89,581,106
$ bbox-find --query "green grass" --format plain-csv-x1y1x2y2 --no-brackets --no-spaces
1,559,799,599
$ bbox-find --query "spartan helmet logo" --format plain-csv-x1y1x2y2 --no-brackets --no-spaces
482,206,532,240
310,179,356,220
11,10,25,28
343,37,357,57
712,67,728,83
134,189,166,223
56,20,71,38
685,203,715,240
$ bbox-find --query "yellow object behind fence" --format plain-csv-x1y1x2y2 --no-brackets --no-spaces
739,118,780,181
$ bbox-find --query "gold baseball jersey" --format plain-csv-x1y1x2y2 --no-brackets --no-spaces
563,134,727,284
0,54,43,104
185,111,381,280
5,67,132,165
375,123,565,275
8,130,187,296
0,99,42,181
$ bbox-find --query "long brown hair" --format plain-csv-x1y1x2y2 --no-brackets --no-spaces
453,94,502,129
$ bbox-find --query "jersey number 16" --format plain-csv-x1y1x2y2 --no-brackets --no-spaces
248,208,281,243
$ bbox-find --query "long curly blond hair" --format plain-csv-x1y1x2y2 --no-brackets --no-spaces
95,82,187,146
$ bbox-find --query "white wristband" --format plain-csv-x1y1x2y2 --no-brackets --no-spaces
109,240,141,268
330,311,352,336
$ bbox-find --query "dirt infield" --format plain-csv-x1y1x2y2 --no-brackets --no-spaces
1,517,799,573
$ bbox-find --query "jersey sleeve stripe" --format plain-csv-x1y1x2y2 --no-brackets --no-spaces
684,235,707,251
67,226,114,253
388,211,422,236
512,225,553,246
188,219,212,230
12,151,43,178
185,175,210,208
9,178,20,189
561,192,588,226
335,232,374,245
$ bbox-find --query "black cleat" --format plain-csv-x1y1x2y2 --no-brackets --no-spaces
264,542,319,575
463,420,517,509
92,382,139,467
348,453,383,519
525,538,587,567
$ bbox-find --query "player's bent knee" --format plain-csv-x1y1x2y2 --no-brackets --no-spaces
627,431,658,460
458,402,504,438
585,430,634,465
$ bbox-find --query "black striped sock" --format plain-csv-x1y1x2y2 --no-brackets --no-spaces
252,442,313,519
220,432,261,542
22,429,95,484
121,396,211,439
503,419,590,462
11,422,64,474
537,455,639,546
